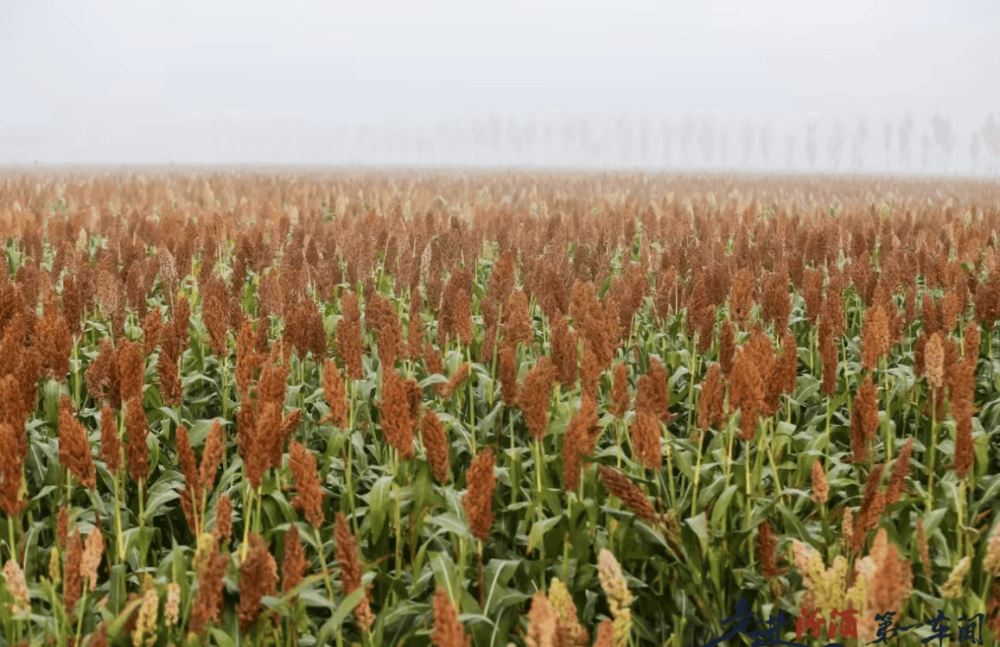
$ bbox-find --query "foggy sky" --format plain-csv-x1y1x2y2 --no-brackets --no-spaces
2,0,999,171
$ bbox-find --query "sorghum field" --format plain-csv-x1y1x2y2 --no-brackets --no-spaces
1,169,999,647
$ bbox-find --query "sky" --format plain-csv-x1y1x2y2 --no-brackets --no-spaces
1,0,999,171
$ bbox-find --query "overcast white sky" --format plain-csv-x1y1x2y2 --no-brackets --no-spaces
2,0,999,170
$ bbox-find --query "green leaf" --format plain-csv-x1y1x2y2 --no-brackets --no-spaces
419,374,449,388
367,475,395,539
298,589,337,610
711,485,739,532
106,595,146,641
527,514,563,555
209,628,239,647
428,512,473,541
685,513,709,556
187,418,224,447
922,508,949,536
143,472,183,522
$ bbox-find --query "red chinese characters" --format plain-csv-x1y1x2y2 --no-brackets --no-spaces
795,606,858,643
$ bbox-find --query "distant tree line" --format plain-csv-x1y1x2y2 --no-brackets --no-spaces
3,113,1000,171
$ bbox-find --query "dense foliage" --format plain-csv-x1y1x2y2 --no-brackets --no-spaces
0,170,999,646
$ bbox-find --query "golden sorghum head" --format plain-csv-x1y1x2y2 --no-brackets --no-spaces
842,508,855,552
157,332,183,406
193,533,217,575
635,357,671,426
802,267,824,325
729,347,763,441
336,291,364,380
853,463,887,552
791,539,822,591
199,419,226,491
282,524,307,598
408,289,425,361
333,512,374,631
562,396,600,492
596,548,629,595
885,437,913,506
188,540,227,636
498,344,518,407
421,408,451,484
941,556,970,599
366,292,403,368
322,360,348,428
916,517,931,577
117,340,145,403
811,460,829,505
132,587,159,647
597,549,632,647
213,494,233,546
502,289,534,350
439,362,470,399
36,289,72,381
859,529,912,642
964,319,981,361
81,525,104,591
3,560,29,613
238,532,278,631
791,537,867,616
653,265,679,322
924,332,945,389
580,346,602,404
551,316,579,387
548,578,589,647
404,376,423,421
518,357,556,440
820,326,838,399
761,266,791,333
58,395,96,489
861,303,890,371
758,520,780,579
525,591,557,647
125,396,149,485
728,268,756,327
463,447,496,543
609,362,630,420
64,529,83,615
594,620,614,647
849,376,879,464
698,362,725,431
425,343,445,377
983,522,1000,574
164,582,180,627
380,368,415,460
441,266,475,346
431,586,471,647
90,622,109,647
142,307,162,356
0,422,27,517
334,512,363,594
243,401,276,489
175,427,201,526
276,409,303,469
597,466,657,524
289,441,325,528
48,546,60,585
719,319,735,377
100,404,121,475
629,413,662,472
